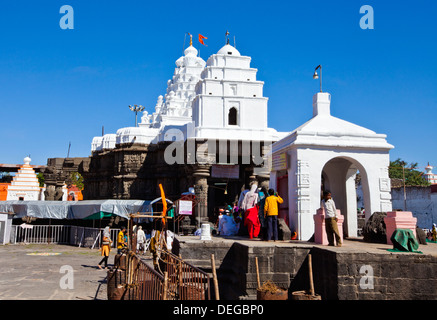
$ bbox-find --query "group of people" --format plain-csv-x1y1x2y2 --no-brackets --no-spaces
97,225,151,270
216,183,284,241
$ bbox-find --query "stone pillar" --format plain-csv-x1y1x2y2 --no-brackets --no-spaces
54,183,65,201
44,183,56,201
193,165,210,227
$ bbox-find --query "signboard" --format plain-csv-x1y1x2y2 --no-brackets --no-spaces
271,153,287,171
178,200,192,215
211,164,240,179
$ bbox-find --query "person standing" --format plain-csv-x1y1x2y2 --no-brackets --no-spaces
244,204,261,239
117,227,127,254
258,187,268,240
322,191,342,247
98,226,112,270
136,226,146,254
241,183,258,212
264,189,283,241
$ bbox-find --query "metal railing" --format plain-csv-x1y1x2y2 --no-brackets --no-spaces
11,225,120,247
158,250,211,300
109,250,211,300
12,224,70,244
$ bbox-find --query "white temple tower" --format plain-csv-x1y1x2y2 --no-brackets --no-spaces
191,42,283,142
6,157,42,201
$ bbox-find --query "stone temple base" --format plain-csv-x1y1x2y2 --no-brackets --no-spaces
173,236,437,300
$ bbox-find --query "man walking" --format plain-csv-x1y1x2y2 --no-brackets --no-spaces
117,226,127,254
322,191,342,247
264,189,283,241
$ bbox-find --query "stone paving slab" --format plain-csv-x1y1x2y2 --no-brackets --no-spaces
0,243,116,300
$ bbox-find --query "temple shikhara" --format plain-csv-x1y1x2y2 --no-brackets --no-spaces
84,35,288,229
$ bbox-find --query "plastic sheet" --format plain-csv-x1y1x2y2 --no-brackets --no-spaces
0,200,150,220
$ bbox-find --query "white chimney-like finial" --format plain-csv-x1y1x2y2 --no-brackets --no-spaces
313,92,331,117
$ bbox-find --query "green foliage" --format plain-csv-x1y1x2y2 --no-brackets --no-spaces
389,158,430,186
0,172,13,183
37,172,45,187
66,172,84,190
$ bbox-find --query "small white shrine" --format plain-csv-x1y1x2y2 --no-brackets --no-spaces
6,157,42,201
270,92,394,241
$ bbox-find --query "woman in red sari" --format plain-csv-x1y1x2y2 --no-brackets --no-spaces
244,204,261,239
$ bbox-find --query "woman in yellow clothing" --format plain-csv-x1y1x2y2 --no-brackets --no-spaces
98,226,113,270
264,189,283,241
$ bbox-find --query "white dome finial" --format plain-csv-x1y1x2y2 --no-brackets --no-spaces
24,156,31,165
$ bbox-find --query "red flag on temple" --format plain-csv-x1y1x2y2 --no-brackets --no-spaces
198,34,208,46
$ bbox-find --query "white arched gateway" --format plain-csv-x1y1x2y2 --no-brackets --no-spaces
270,92,394,241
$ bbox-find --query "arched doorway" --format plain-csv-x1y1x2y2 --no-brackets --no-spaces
321,157,370,238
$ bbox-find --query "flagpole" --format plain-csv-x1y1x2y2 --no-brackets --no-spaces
182,32,187,54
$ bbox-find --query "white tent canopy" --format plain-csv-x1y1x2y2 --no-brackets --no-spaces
0,200,151,220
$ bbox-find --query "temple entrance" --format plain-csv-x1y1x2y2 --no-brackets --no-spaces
207,179,240,224
321,157,370,238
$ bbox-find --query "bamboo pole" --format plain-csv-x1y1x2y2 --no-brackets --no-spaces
255,257,261,289
163,271,168,300
308,254,315,296
211,254,220,300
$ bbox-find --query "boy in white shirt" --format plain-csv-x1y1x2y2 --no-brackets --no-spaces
322,191,342,247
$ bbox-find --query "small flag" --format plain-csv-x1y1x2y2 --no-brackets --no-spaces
198,34,208,46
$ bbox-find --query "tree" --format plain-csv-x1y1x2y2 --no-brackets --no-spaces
0,172,13,183
66,172,84,190
389,158,430,186
37,172,45,187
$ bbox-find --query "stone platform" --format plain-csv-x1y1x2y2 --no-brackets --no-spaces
173,235,437,300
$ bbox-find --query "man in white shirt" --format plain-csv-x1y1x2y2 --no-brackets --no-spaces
136,226,146,254
322,191,342,247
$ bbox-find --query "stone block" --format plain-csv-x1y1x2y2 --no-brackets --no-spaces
313,208,344,245
384,211,417,245
278,218,291,240
337,285,358,300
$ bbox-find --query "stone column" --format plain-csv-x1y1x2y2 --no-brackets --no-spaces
193,165,210,227
44,183,56,201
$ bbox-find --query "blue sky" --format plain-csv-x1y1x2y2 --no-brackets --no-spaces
0,0,436,172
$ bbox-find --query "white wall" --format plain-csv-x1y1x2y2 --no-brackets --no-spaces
391,186,436,229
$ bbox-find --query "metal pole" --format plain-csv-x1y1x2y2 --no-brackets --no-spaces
403,165,407,211
320,66,322,92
